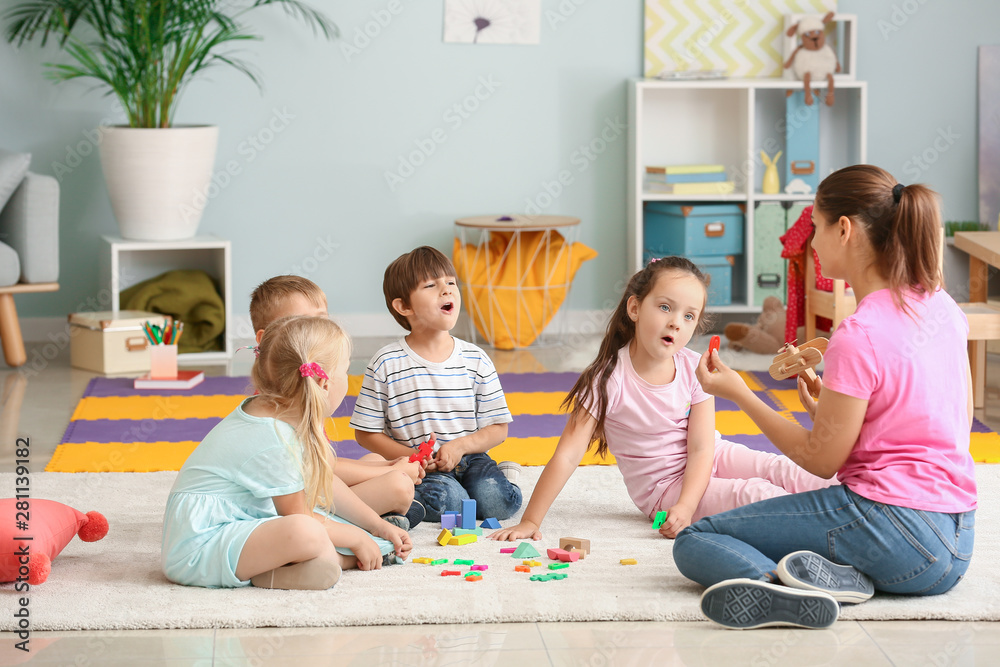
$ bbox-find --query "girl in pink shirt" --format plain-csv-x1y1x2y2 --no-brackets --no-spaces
680,165,977,630
490,256,832,544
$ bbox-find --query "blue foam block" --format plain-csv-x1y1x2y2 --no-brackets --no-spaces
461,499,477,530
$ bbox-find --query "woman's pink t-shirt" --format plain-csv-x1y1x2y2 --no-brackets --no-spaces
585,346,713,516
823,288,977,512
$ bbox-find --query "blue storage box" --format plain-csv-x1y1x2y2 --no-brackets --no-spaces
640,252,734,306
643,203,745,257
694,255,734,307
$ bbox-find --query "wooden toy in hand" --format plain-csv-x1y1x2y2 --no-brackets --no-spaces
769,338,828,398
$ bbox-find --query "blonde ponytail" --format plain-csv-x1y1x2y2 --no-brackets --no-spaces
252,316,350,514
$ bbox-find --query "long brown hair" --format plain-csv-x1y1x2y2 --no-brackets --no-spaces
563,257,711,458
252,316,349,513
814,164,942,313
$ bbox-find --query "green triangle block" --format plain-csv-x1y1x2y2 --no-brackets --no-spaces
512,542,541,559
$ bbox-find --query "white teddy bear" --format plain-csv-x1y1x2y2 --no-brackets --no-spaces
784,12,840,106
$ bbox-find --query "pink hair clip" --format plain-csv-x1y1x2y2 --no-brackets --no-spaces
299,362,328,381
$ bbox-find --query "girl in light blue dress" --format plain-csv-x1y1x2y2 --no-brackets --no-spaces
162,316,412,589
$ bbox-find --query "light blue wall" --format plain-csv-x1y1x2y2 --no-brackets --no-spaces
2,1,997,322
840,0,998,224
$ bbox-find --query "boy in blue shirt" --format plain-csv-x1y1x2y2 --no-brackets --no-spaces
350,246,522,524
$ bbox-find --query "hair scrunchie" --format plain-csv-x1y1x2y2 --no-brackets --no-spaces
299,362,328,381
892,183,905,203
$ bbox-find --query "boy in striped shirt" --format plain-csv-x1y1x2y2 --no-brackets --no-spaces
350,246,523,524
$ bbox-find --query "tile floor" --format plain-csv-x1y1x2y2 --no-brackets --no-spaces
1,333,998,666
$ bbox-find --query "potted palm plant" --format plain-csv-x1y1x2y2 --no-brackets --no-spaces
3,1,336,241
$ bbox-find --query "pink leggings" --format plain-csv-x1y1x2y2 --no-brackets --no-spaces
655,440,838,522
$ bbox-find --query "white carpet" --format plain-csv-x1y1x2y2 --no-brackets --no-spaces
2,465,998,630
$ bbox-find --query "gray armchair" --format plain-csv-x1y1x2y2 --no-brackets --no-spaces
0,149,60,367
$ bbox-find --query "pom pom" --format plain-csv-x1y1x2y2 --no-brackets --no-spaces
28,553,51,585
78,511,109,542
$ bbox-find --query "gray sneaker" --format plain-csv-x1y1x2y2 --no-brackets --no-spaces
497,461,522,486
380,513,409,532
700,578,839,630
777,551,874,604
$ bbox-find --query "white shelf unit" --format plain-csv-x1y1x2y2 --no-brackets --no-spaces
101,235,233,363
627,77,867,313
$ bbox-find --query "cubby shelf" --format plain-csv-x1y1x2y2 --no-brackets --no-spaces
101,235,233,364
627,77,867,312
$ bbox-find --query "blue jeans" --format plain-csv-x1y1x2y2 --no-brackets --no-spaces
673,485,974,596
413,452,522,522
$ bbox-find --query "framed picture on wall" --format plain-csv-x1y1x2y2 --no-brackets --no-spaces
443,0,541,45
644,0,836,78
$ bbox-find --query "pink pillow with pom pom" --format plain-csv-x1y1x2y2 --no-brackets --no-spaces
0,498,108,585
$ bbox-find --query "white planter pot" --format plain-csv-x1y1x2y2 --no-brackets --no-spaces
99,126,219,241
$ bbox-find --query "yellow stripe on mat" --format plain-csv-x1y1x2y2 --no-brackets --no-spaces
769,389,805,413
46,436,618,472
503,393,568,415
46,441,200,472
738,371,765,392
971,432,1000,463
716,411,762,436
70,392,565,421
488,437,616,466
70,395,245,421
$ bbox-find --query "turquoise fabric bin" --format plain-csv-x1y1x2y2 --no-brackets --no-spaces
643,203,745,257
644,251,734,306
693,255,734,307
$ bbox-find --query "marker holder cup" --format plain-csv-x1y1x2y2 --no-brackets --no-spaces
149,344,179,380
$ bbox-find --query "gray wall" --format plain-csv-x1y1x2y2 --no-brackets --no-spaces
2,1,997,321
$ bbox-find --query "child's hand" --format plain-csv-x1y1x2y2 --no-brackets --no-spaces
351,533,384,571
695,349,749,402
372,520,412,559
488,520,541,542
390,458,425,485
658,503,694,539
434,442,462,472
797,375,822,420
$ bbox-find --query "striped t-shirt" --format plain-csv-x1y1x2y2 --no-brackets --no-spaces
349,336,512,449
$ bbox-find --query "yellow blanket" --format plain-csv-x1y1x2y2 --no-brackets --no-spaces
454,232,597,349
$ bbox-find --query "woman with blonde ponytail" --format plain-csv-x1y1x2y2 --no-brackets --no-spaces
682,165,977,630
162,316,411,590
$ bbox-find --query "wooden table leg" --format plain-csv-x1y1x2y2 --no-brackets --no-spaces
0,373,28,444
969,256,988,409
0,293,28,367
970,256,989,302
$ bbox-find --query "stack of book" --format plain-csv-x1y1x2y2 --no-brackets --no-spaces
644,165,735,195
